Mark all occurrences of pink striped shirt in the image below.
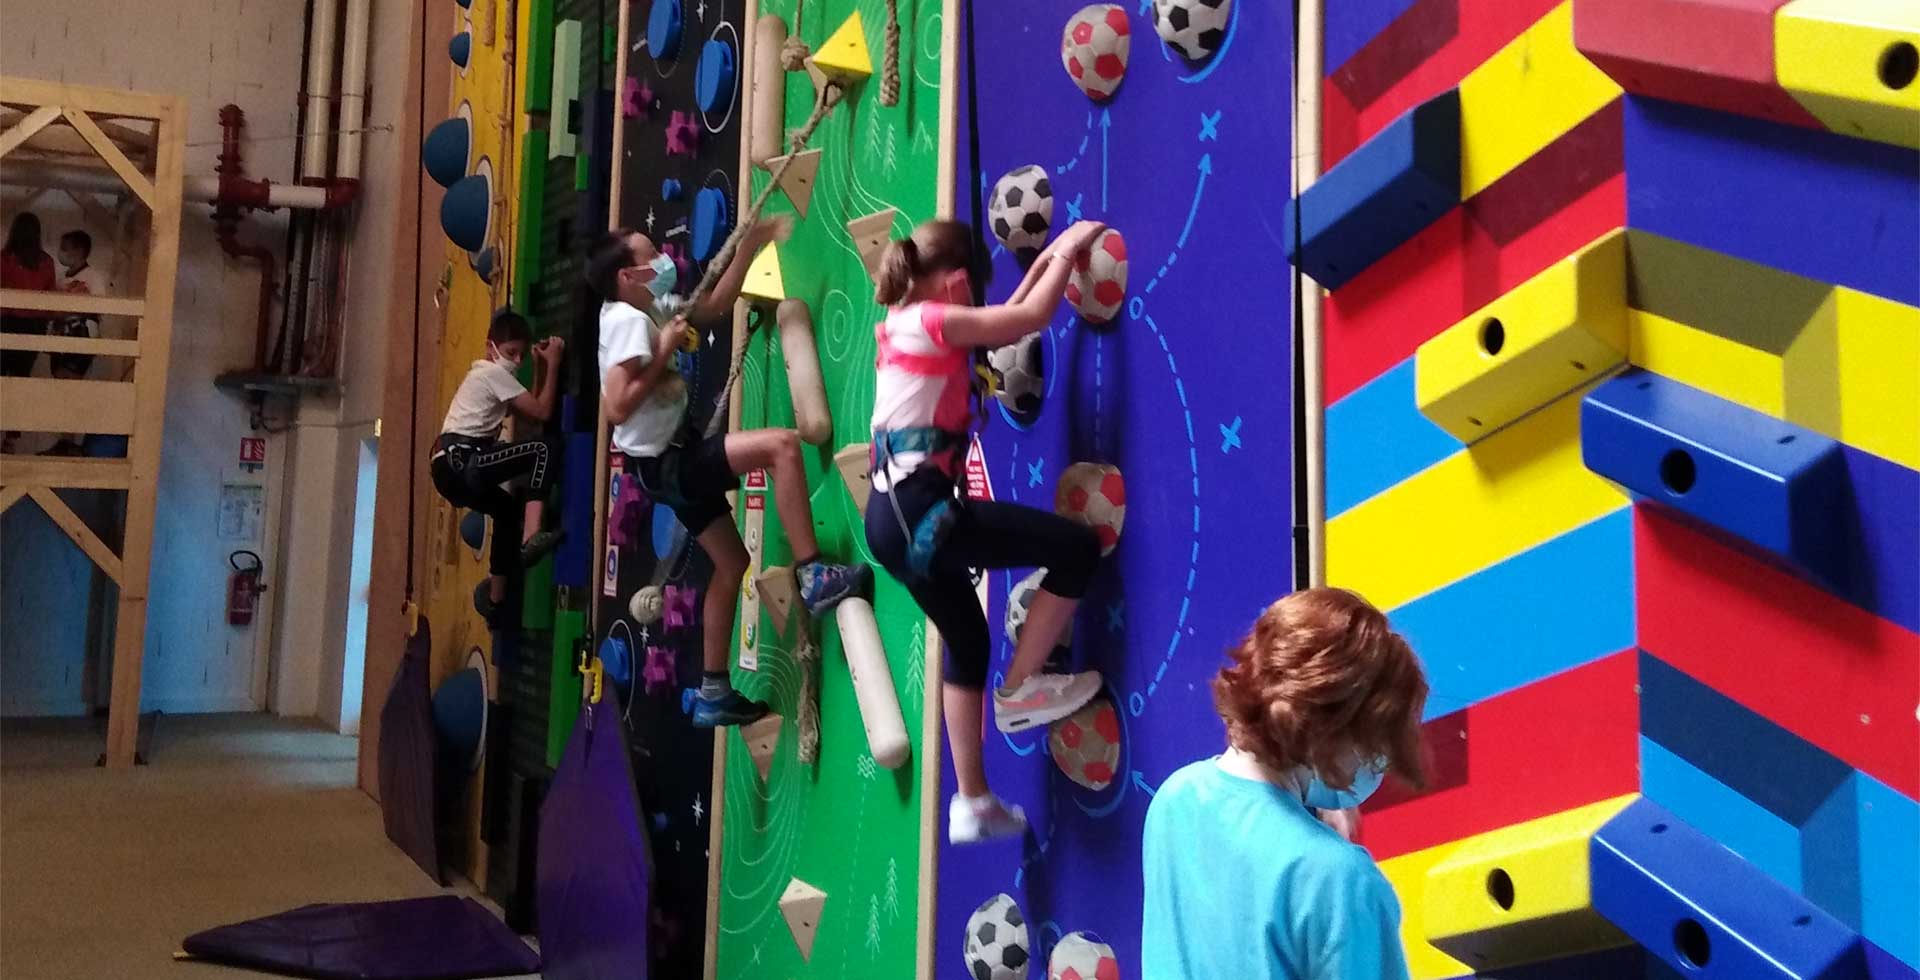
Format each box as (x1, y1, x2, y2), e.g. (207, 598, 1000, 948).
(870, 302, 972, 489)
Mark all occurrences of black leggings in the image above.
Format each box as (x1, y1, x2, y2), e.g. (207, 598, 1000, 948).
(430, 435, 555, 575)
(865, 467, 1100, 689)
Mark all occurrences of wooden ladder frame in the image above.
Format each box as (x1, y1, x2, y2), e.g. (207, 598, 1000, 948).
(0, 77, 186, 768)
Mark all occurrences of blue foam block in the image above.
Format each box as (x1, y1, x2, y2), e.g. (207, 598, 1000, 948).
(1801, 776, 1863, 936)
(553, 426, 595, 589)
(1639, 653, 1852, 825)
(1324, 0, 1420, 76)
(1837, 448, 1920, 633)
(1284, 88, 1459, 290)
(691, 187, 732, 262)
(1393, 510, 1634, 719)
(1870, 941, 1920, 980)
(1624, 96, 1920, 307)
(1855, 774, 1920, 969)
(694, 38, 736, 114)
(1327, 357, 1461, 516)
(1640, 737, 1805, 893)
(1582, 369, 1849, 587)
(1593, 798, 1868, 979)
(647, 0, 682, 61)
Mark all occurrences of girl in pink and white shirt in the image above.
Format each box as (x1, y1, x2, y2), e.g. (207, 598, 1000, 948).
(865, 218, 1109, 844)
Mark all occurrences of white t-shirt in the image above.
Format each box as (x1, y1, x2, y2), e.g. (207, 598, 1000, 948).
(440, 359, 527, 439)
(599, 299, 689, 457)
(56, 265, 109, 338)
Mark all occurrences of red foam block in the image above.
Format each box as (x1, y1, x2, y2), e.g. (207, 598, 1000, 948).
(1323, 173, 1625, 404)
(1573, 0, 1826, 131)
(1637, 507, 1920, 798)
(1357, 651, 1641, 862)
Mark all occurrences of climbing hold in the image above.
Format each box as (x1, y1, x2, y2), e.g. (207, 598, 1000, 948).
(661, 584, 697, 630)
(421, 109, 471, 188)
(740, 242, 787, 303)
(776, 299, 833, 444)
(439, 165, 493, 253)
(1049, 931, 1121, 980)
(761, 148, 824, 217)
(598, 634, 633, 693)
(690, 186, 733, 261)
(742, 713, 783, 782)
(847, 208, 898, 281)
(458, 510, 486, 553)
(986, 333, 1044, 422)
(641, 644, 676, 693)
(469, 245, 499, 284)
(834, 443, 873, 516)
(754, 565, 797, 632)
(449, 31, 473, 69)
(811, 11, 874, 85)
(695, 38, 738, 114)
(1061, 4, 1131, 102)
(430, 647, 490, 773)
(1065, 228, 1128, 325)
(835, 597, 911, 769)
(1049, 694, 1121, 790)
(1007, 568, 1075, 648)
(629, 585, 665, 624)
(621, 76, 654, 120)
(647, 0, 683, 61)
(1152, 0, 1230, 63)
(664, 110, 700, 156)
(988, 165, 1054, 263)
(964, 894, 1031, 980)
(1055, 462, 1126, 556)
(779, 878, 828, 961)
(660, 177, 683, 201)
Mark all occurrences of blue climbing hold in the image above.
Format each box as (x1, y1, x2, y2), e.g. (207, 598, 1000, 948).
(690, 187, 732, 261)
(421, 115, 470, 188)
(449, 31, 472, 69)
(647, 0, 683, 61)
(440, 171, 492, 253)
(599, 634, 632, 691)
(459, 511, 486, 551)
(661, 178, 683, 201)
(694, 38, 737, 114)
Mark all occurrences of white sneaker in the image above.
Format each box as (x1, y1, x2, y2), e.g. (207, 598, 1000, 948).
(948, 792, 1028, 845)
(992, 670, 1103, 733)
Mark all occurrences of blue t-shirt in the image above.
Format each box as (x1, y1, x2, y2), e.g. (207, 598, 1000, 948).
(1140, 758, 1411, 980)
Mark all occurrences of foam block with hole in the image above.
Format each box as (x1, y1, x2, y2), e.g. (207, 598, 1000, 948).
(1284, 89, 1460, 291)
(1592, 798, 1869, 979)
(1420, 795, 1638, 970)
(1572, 0, 1824, 129)
(1414, 229, 1628, 443)
(1775, 0, 1920, 150)
(1455, 1, 1621, 198)
(1580, 369, 1848, 587)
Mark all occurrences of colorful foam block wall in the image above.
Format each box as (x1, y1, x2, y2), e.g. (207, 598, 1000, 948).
(1322, 1, 1919, 976)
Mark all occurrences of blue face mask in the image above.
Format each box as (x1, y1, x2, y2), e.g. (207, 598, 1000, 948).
(1301, 758, 1388, 811)
(645, 254, 678, 299)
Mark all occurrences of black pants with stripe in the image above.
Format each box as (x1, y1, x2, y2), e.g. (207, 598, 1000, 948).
(430, 434, 555, 575)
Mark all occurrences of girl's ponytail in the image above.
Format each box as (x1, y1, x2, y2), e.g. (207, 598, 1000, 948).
(874, 236, 920, 305)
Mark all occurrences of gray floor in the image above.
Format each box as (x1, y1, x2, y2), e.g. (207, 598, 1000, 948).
(0, 713, 536, 979)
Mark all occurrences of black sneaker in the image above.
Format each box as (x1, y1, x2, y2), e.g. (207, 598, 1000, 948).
(692, 689, 771, 728)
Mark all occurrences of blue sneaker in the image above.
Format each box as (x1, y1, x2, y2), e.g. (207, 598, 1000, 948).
(797, 560, 872, 616)
(692, 690, 771, 728)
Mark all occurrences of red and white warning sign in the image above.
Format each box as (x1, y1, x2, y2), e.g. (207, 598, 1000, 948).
(964, 433, 994, 502)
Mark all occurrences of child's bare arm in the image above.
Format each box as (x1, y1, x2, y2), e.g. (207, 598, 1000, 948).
(944, 222, 1104, 348)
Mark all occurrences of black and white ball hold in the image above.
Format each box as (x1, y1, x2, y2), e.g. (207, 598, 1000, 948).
(987, 333, 1044, 422)
(1151, 0, 1230, 63)
(988, 165, 1054, 263)
(964, 893, 1031, 980)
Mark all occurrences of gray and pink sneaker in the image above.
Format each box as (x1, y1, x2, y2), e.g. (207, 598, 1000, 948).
(992, 670, 1103, 733)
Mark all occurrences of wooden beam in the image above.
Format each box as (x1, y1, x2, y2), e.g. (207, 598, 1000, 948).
(0, 288, 145, 318)
(0, 378, 136, 435)
(62, 108, 156, 209)
(0, 334, 141, 358)
(0, 454, 132, 489)
(0, 78, 170, 123)
(0, 485, 25, 515)
(0, 104, 62, 161)
(26, 487, 125, 585)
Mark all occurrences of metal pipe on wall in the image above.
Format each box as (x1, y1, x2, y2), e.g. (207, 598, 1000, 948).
(1295, 0, 1326, 587)
(301, 0, 342, 179)
(337, 0, 375, 179)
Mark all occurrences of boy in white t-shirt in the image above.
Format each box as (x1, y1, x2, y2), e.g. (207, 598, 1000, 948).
(44, 230, 109, 456)
(589, 222, 870, 727)
(431, 310, 565, 625)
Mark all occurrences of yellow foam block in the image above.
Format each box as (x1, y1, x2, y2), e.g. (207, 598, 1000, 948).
(1777, 0, 1920, 149)
(1380, 841, 1473, 980)
(1629, 308, 1786, 417)
(1422, 795, 1638, 970)
(1457, 1, 1622, 197)
(811, 11, 873, 85)
(741, 242, 787, 303)
(1416, 230, 1629, 443)
(1328, 391, 1629, 611)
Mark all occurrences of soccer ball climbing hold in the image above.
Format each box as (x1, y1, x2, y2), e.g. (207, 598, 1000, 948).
(1050, 930, 1123, 980)
(1061, 4, 1132, 102)
(987, 334, 1044, 422)
(964, 893, 1030, 980)
(1049, 694, 1121, 791)
(1055, 462, 1126, 556)
(988, 165, 1054, 262)
(1065, 228, 1128, 325)
(1006, 568, 1076, 649)
(1152, 0, 1230, 63)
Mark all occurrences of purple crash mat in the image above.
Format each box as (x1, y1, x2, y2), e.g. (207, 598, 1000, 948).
(180, 895, 538, 980)
(537, 697, 651, 980)
(380, 616, 443, 883)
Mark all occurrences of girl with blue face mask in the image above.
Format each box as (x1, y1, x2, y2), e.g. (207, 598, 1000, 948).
(1142, 588, 1431, 980)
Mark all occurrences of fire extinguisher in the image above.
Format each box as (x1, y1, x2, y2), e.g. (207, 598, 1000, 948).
(228, 550, 266, 627)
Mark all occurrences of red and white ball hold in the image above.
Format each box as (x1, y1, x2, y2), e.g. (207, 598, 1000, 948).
(1065, 229, 1128, 325)
(1049, 931, 1123, 980)
(1055, 462, 1126, 556)
(1048, 694, 1121, 791)
(1060, 4, 1131, 102)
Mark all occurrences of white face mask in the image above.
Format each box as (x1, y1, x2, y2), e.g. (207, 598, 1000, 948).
(488, 342, 521, 372)
(645, 253, 678, 299)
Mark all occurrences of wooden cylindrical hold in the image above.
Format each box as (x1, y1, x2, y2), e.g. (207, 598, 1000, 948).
(750, 14, 788, 166)
(834, 597, 911, 769)
(776, 298, 833, 445)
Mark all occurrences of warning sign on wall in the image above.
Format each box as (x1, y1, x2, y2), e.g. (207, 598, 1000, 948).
(964, 433, 993, 502)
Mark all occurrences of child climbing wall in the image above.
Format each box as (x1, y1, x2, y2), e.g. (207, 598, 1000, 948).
(1305, 0, 1918, 976)
(936, 1, 1295, 976)
(710, 0, 949, 977)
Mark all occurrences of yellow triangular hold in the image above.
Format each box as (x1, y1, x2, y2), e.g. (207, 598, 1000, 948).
(779, 878, 828, 961)
(760, 148, 824, 218)
(741, 242, 787, 303)
(811, 11, 873, 85)
(846, 208, 897, 281)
